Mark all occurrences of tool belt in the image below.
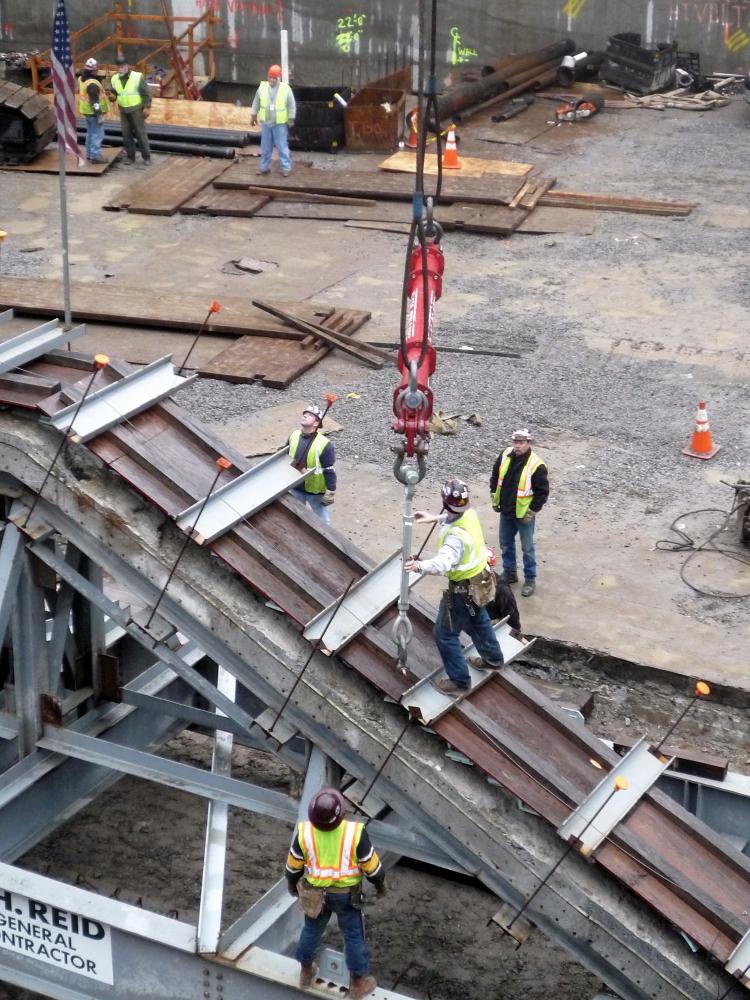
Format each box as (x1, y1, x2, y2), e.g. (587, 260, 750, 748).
(296, 879, 325, 918)
(448, 569, 496, 607)
(296, 880, 363, 917)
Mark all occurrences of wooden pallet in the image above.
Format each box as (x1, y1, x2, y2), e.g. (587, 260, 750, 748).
(103, 156, 233, 215)
(198, 304, 372, 388)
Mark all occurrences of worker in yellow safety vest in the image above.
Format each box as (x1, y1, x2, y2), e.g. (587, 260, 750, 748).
(406, 477, 504, 693)
(78, 58, 109, 164)
(250, 64, 296, 177)
(285, 787, 385, 999)
(489, 428, 549, 597)
(287, 404, 336, 525)
(110, 55, 152, 166)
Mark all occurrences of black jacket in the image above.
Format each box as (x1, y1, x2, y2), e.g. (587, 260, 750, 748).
(485, 577, 521, 632)
(490, 449, 549, 517)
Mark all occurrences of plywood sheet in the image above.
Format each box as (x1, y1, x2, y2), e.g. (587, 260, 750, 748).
(103, 156, 232, 215)
(378, 150, 533, 178)
(47, 93, 258, 133)
(0, 145, 120, 174)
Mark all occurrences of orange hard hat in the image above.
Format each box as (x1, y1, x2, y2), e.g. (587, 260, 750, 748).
(268, 64, 282, 78)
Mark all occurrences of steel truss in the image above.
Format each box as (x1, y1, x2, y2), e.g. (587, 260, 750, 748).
(0, 414, 741, 1000)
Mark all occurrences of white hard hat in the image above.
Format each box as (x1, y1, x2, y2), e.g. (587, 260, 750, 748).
(303, 404, 324, 423)
(511, 428, 533, 441)
(85, 57, 98, 70)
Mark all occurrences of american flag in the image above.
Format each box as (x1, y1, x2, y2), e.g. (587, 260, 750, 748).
(51, 0, 83, 164)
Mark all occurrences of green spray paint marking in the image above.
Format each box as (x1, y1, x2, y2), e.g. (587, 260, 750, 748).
(450, 26, 478, 65)
(336, 13, 367, 53)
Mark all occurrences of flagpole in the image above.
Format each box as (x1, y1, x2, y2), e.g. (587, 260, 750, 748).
(57, 142, 72, 332)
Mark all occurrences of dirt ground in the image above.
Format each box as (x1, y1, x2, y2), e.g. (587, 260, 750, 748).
(1, 78, 749, 1000)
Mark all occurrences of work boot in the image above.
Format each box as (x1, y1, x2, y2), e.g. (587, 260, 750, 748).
(499, 571, 518, 584)
(299, 963, 317, 988)
(350, 974, 377, 999)
(256, 168, 270, 175)
(521, 580, 536, 597)
(469, 656, 504, 670)
(436, 677, 467, 694)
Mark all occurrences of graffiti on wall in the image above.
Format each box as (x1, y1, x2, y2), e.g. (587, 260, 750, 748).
(335, 12, 367, 53)
(449, 26, 478, 64)
(670, 0, 750, 40)
(195, 0, 276, 13)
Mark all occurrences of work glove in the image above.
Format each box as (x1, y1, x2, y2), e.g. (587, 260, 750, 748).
(142, 106, 151, 120)
(289, 119, 295, 127)
(522, 510, 536, 523)
(375, 878, 388, 897)
(320, 490, 335, 506)
(92, 102, 101, 113)
(251, 115, 258, 127)
(491, 501, 501, 513)
(287, 879, 299, 898)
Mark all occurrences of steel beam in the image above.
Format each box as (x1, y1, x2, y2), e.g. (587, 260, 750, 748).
(176, 448, 311, 545)
(0, 478, 729, 1000)
(219, 879, 302, 959)
(303, 550, 420, 653)
(0, 318, 86, 374)
(0, 522, 23, 645)
(26, 539, 259, 738)
(11, 550, 48, 756)
(197, 666, 235, 955)
(47, 356, 196, 443)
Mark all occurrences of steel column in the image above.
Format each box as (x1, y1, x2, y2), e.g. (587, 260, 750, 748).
(0, 522, 23, 645)
(11, 550, 48, 757)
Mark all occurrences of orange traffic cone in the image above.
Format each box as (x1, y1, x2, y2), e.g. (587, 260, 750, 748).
(682, 401, 721, 460)
(443, 124, 461, 169)
(406, 106, 418, 150)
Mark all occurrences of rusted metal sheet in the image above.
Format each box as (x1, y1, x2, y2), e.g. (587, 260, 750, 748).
(103, 156, 233, 215)
(16, 353, 750, 968)
(344, 87, 405, 151)
(180, 187, 270, 217)
(197, 335, 331, 389)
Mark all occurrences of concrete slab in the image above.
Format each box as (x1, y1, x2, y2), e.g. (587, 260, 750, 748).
(207, 399, 343, 457)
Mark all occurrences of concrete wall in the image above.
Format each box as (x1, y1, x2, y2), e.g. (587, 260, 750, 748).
(1, 0, 749, 84)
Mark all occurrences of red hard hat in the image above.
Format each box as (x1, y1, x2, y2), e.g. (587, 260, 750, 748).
(308, 787, 346, 831)
(268, 64, 282, 78)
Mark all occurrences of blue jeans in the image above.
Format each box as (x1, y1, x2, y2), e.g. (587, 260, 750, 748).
(296, 890, 369, 976)
(500, 514, 536, 580)
(84, 115, 104, 160)
(434, 592, 503, 688)
(260, 122, 291, 173)
(291, 486, 330, 526)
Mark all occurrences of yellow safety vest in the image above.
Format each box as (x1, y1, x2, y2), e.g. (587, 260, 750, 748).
(257, 80, 291, 124)
(289, 430, 330, 495)
(78, 78, 109, 115)
(492, 448, 544, 519)
(111, 71, 144, 109)
(438, 508, 488, 582)
(297, 820, 364, 888)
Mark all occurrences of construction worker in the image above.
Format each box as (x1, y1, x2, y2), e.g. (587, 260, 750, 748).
(405, 477, 504, 693)
(78, 58, 108, 164)
(490, 429, 549, 597)
(288, 405, 336, 525)
(286, 787, 384, 999)
(250, 64, 296, 177)
(110, 55, 151, 166)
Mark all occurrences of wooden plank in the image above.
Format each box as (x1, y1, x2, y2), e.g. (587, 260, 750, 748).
(344, 220, 411, 235)
(251, 299, 387, 368)
(243, 186, 379, 207)
(104, 156, 232, 215)
(1, 146, 120, 175)
(254, 201, 408, 223)
(0, 278, 371, 341)
(539, 190, 695, 217)
(439, 202, 529, 236)
(378, 150, 533, 178)
(215, 161, 527, 207)
(521, 176, 555, 210)
(509, 179, 533, 209)
(180, 187, 270, 217)
(197, 335, 331, 389)
(0, 81, 22, 103)
(516, 206, 595, 235)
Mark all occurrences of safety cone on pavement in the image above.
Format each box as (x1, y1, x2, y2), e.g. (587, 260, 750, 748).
(406, 106, 418, 150)
(682, 401, 721, 460)
(443, 124, 461, 169)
